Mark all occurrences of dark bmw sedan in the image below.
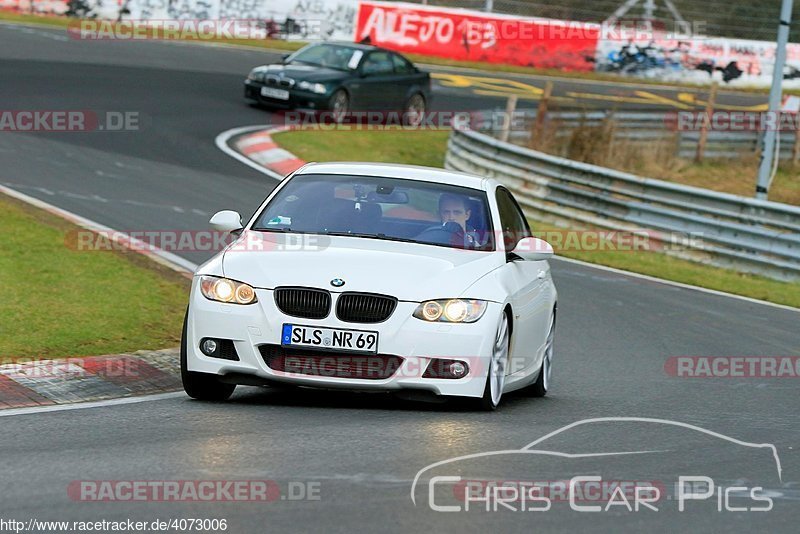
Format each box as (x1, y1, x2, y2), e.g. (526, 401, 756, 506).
(244, 42, 431, 119)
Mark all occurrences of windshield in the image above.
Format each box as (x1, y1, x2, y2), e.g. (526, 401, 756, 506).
(252, 174, 495, 251)
(287, 44, 363, 71)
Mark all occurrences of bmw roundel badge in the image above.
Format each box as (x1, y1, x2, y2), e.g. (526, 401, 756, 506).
(330, 278, 345, 287)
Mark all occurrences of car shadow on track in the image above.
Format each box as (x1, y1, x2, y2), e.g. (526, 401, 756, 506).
(203, 385, 549, 413)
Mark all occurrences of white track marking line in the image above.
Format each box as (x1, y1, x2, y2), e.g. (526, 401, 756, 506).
(553, 256, 799, 313)
(214, 125, 289, 181)
(0, 184, 198, 274)
(0, 392, 186, 418)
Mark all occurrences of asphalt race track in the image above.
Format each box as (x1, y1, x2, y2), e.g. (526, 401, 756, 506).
(1, 22, 798, 532)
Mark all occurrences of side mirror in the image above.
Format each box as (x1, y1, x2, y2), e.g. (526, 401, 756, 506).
(209, 210, 243, 233)
(509, 237, 554, 261)
(281, 54, 290, 63)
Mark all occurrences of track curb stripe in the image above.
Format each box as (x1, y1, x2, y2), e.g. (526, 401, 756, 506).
(0, 350, 182, 410)
(220, 125, 307, 179)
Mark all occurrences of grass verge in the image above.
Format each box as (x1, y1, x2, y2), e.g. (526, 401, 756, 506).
(273, 127, 800, 308)
(535, 120, 800, 206)
(0, 193, 190, 361)
(274, 127, 450, 168)
(636, 158, 800, 206)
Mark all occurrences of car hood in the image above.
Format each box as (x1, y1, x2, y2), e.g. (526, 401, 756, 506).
(220, 231, 503, 302)
(260, 63, 349, 83)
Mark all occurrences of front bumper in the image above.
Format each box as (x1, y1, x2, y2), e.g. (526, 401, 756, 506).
(186, 278, 500, 398)
(244, 79, 331, 111)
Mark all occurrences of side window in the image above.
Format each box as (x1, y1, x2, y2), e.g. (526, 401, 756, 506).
(361, 52, 394, 76)
(391, 53, 414, 74)
(495, 187, 530, 250)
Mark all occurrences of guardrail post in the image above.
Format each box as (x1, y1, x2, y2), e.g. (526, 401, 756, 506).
(499, 95, 518, 143)
(792, 130, 800, 165)
(603, 113, 616, 163)
(530, 81, 553, 149)
(695, 82, 718, 163)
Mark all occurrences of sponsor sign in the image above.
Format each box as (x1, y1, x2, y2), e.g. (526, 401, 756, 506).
(355, 1, 599, 71)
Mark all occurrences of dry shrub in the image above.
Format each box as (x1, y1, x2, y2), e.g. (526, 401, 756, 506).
(558, 116, 678, 173)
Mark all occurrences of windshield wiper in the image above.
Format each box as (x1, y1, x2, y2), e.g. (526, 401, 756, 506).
(324, 231, 417, 243)
(252, 227, 297, 233)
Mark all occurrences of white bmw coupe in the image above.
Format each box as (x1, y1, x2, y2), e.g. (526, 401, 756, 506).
(182, 162, 557, 410)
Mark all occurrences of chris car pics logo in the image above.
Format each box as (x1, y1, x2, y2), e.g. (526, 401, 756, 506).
(411, 417, 782, 513)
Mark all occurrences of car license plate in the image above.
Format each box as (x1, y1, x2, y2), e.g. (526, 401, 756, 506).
(281, 324, 378, 354)
(261, 86, 290, 100)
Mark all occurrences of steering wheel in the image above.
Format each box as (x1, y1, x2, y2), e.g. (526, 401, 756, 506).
(415, 222, 464, 246)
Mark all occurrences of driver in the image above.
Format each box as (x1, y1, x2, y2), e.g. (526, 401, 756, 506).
(439, 193, 471, 232)
(438, 193, 479, 247)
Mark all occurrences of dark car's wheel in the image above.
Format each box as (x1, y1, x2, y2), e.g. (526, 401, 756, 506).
(329, 89, 349, 122)
(403, 93, 426, 126)
(525, 309, 556, 398)
(180, 310, 236, 401)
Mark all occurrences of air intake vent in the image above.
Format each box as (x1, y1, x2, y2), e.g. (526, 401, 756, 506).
(259, 345, 403, 380)
(336, 293, 397, 323)
(265, 74, 295, 87)
(274, 287, 331, 319)
(219, 340, 240, 361)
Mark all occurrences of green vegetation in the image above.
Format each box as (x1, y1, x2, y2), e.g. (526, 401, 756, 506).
(0, 194, 189, 361)
(0, 11, 72, 28)
(274, 127, 800, 308)
(537, 123, 800, 206)
(274, 128, 450, 168)
(644, 159, 800, 207)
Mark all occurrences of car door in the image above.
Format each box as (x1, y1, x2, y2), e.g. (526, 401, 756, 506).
(494, 187, 552, 376)
(389, 52, 418, 108)
(355, 51, 403, 111)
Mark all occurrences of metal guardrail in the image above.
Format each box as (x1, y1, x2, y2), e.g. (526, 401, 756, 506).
(445, 127, 800, 281)
(504, 111, 800, 160)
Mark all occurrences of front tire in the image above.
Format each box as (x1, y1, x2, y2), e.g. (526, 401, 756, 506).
(526, 310, 555, 398)
(402, 93, 426, 126)
(180, 310, 236, 401)
(329, 89, 349, 123)
(474, 312, 510, 411)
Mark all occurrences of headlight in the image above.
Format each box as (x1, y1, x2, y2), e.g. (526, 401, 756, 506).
(247, 69, 263, 82)
(298, 81, 327, 94)
(199, 275, 258, 305)
(413, 299, 488, 323)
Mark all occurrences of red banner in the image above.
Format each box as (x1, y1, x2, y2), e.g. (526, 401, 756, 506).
(355, 1, 599, 72)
